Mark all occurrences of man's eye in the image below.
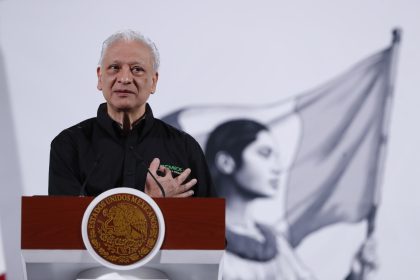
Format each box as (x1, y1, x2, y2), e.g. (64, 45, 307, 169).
(132, 66, 144, 73)
(109, 65, 120, 71)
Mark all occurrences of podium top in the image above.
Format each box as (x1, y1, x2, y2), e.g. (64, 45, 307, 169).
(22, 196, 225, 250)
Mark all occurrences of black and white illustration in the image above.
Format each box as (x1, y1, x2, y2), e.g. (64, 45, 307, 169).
(1, 1, 419, 279)
(162, 34, 399, 280)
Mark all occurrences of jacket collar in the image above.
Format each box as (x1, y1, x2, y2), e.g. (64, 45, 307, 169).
(96, 103, 155, 141)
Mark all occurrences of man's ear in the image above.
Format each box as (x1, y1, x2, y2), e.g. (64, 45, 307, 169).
(151, 72, 159, 94)
(215, 151, 236, 175)
(96, 66, 102, 90)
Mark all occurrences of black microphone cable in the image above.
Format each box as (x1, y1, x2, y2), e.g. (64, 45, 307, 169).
(132, 149, 166, 198)
(79, 153, 103, 196)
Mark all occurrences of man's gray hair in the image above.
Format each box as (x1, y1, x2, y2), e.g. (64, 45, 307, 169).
(98, 30, 160, 71)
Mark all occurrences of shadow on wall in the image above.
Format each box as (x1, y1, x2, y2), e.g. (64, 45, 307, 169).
(0, 47, 25, 279)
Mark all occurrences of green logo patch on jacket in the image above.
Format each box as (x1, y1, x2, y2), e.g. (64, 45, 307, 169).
(161, 164, 184, 175)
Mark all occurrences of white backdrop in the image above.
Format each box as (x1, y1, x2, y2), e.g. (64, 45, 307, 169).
(0, 0, 419, 279)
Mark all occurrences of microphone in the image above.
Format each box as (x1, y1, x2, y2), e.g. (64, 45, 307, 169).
(131, 149, 166, 198)
(79, 153, 103, 196)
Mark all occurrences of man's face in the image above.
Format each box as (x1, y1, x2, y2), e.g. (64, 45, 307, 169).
(97, 40, 158, 116)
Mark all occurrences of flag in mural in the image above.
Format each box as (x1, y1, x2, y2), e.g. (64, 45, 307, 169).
(0, 43, 23, 280)
(0, 224, 5, 280)
(283, 45, 395, 247)
(162, 31, 400, 279)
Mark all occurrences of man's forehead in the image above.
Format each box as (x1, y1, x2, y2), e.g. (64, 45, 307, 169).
(102, 40, 153, 62)
(105, 58, 148, 65)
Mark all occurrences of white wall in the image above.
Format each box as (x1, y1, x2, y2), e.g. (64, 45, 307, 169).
(0, 0, 419, 279)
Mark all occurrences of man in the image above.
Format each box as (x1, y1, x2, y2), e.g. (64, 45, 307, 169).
(48, 30, 213, 197)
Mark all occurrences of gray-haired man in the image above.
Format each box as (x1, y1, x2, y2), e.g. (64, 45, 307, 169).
(49, 30, 213, 198)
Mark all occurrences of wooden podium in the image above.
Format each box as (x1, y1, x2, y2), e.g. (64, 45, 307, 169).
(21, 196, 225, 280)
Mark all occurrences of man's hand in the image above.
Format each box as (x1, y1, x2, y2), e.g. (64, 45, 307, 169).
(145, 158, 197, 198)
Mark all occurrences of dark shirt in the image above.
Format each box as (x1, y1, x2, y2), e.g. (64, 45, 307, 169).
(48, 103, 214, 197)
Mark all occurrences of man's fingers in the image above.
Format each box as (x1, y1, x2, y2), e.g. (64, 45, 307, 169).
(171, 179, 197, 197)
(148, 158, 160, 173)
(147, 165, 197, 198)
(175, 168, 192, 184)
(183, 178, 197, 190)
(162, 167, 173, 178)
(174, 190, 194, 198)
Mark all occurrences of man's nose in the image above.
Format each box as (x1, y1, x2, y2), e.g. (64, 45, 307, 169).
(117, 66, 133, 84)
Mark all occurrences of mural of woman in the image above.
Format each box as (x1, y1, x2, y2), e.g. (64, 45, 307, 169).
(205, 119, 316, 280)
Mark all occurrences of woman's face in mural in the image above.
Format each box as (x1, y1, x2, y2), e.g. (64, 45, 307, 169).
(234, 130, 281, 197)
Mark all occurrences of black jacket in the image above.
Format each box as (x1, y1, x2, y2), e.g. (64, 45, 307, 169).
(48, 103, 214, 197)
